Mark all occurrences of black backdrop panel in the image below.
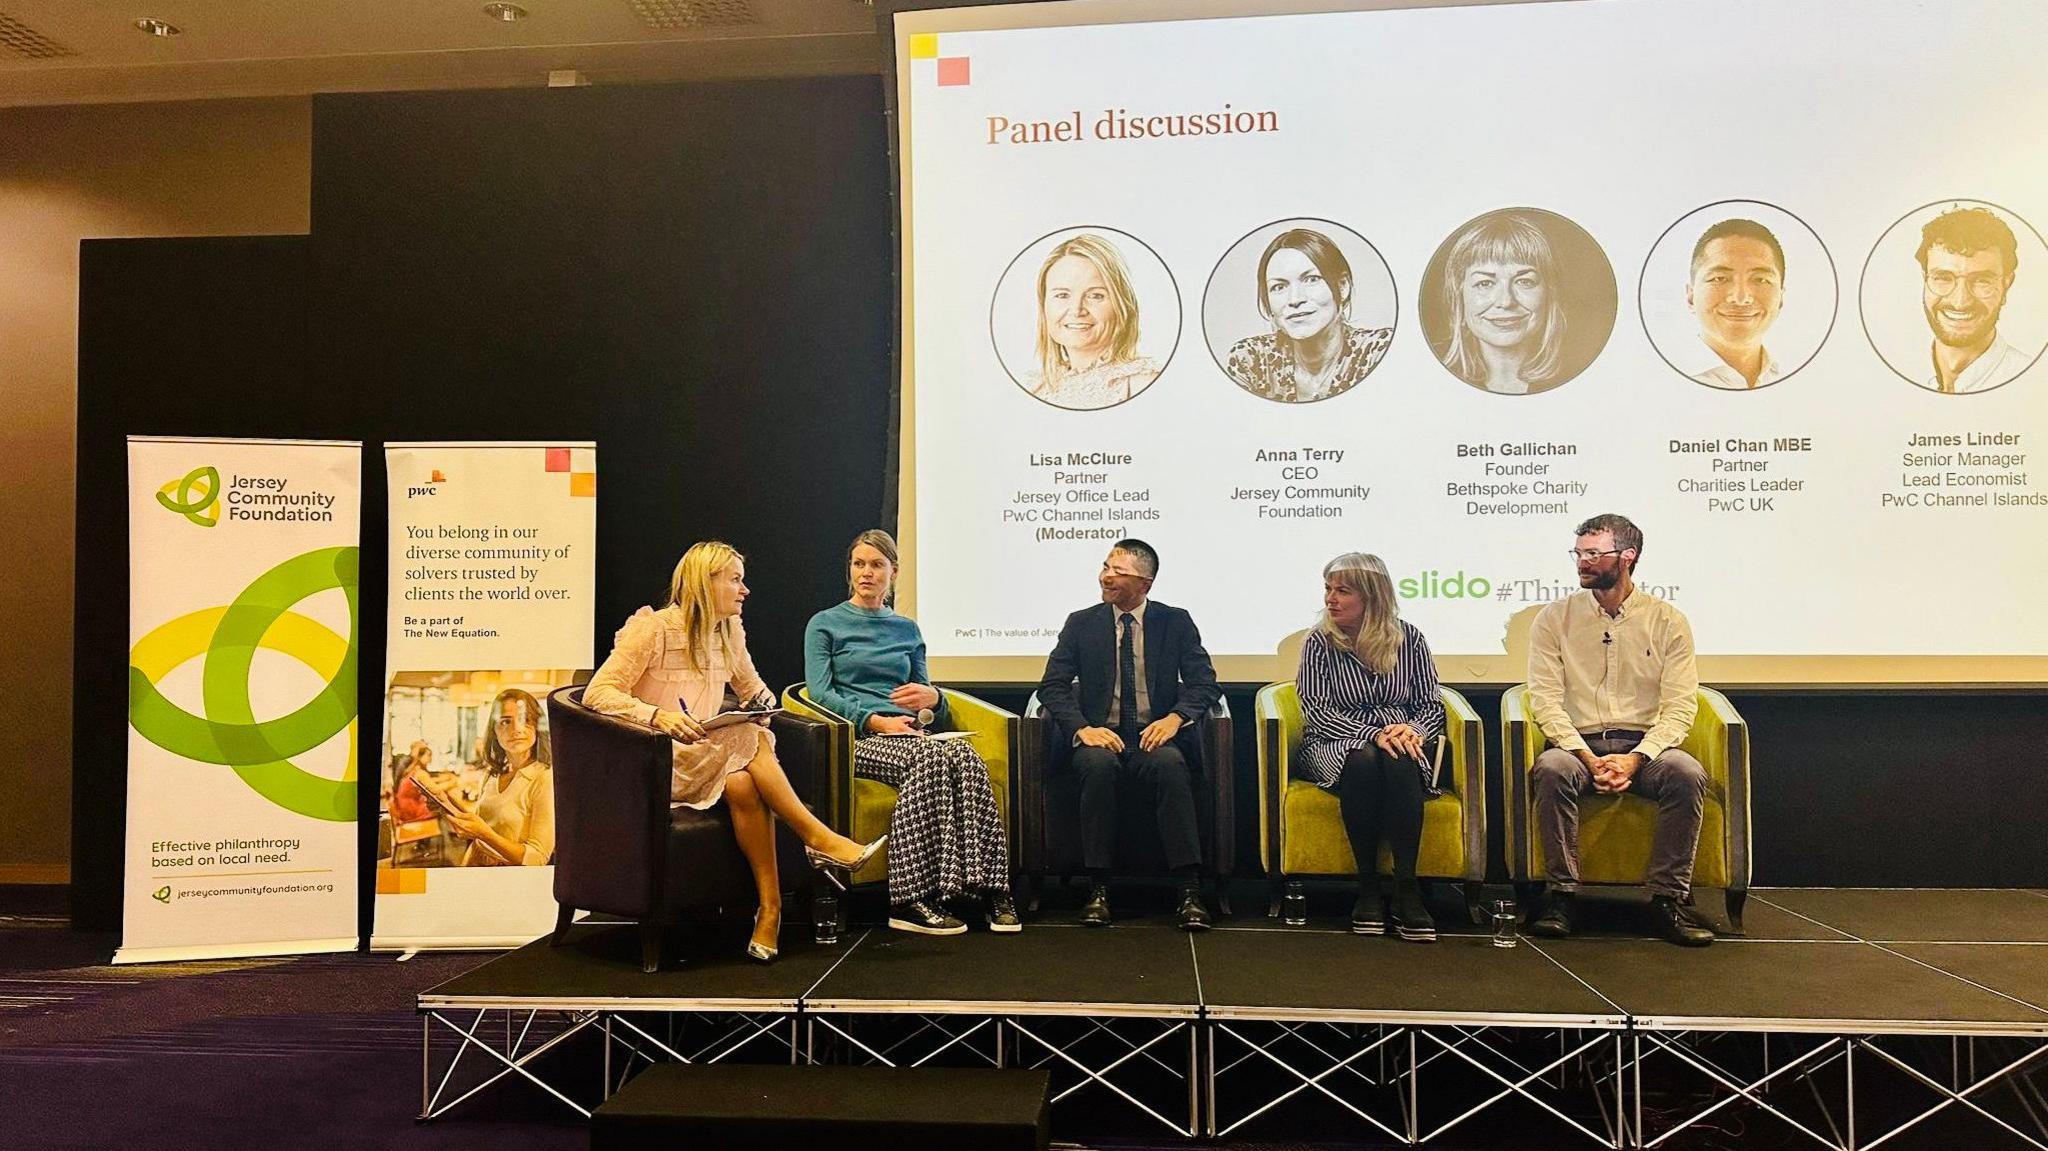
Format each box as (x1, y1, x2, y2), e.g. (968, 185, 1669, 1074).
(70, 79, 2048, 934)
(310, 81, 896, 673)
(73, 236, 313, 930)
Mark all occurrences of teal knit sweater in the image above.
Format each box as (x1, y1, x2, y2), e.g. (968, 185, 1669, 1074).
(803, 601, 949, 733)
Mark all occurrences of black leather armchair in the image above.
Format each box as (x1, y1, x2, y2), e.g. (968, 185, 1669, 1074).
(546, 685, 833, 971)
(1018, 694, 1236, 914)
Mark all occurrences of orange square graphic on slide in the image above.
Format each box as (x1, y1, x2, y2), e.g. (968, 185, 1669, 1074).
(545, 447, 571, 472)
(570, 471, 597, 497)
(937, 57, 970, 86)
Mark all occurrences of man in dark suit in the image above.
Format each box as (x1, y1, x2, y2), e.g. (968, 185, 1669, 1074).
(1038, 539, 1222, 930)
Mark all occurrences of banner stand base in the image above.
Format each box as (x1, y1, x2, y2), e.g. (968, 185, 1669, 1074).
(370, 934, 550, 953)
(112, 936, 358, 965)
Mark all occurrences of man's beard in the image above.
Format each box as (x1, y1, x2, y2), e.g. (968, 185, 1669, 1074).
(1926, 297, 2002, 348)
(1579, 566, 1621, 591)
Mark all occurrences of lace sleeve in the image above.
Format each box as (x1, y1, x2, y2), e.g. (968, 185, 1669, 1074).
(584, 608, 661, 724)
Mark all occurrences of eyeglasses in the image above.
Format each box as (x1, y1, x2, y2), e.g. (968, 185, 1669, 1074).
(1924, 270, 2006, 300)
(1567, 548, 1623, 562)
(1100, 565, 1144, 579)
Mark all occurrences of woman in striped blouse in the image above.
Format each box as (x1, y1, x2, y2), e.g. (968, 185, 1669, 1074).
(1296, 553, 1446, 942)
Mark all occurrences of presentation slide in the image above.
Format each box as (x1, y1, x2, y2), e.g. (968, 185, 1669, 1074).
(893, 0, 2048, 684)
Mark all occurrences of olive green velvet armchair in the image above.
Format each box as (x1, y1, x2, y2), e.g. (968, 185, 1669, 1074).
(1501, 684, 1751, 932)
(1255, 682, 1488, 923)
(780, 683, 1021, 892)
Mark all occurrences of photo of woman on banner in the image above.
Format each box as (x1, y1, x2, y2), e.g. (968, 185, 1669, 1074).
(440, 688, 556, 867)
(380, 673, 575, 870)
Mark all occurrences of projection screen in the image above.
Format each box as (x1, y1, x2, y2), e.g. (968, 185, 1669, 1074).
(890, 0, 2048, 685)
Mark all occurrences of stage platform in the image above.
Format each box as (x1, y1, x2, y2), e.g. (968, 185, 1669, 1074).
(419, 888, 2048, 1147)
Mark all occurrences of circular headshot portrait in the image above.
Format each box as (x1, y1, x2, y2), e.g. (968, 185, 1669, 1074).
(1639, 201, 1837, 392)
(990, 226, 1180, 411)
(1860, 200, 2047, 395)
(1419, 208, 1617, 396)
(1201, 219, 1398, 404)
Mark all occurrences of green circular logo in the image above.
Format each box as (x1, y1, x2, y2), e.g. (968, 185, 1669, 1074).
(156, 465, 221, 527)
(128, 547, 359, 821)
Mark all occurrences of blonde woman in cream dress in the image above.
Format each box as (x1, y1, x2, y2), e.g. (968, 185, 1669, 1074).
(584, 540, 882, 961)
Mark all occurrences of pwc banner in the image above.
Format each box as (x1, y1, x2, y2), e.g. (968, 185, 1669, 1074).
(371, 442, 596, 950)
(120, 437, 362, 964)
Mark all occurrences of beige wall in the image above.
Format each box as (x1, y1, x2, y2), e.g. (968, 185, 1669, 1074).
(0, 98, 311, 884)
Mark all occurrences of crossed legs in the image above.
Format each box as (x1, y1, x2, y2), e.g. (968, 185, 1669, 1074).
(725, 741, 864, 953)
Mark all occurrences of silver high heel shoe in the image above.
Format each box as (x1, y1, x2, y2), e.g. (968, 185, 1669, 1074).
(746, 908, 779, 964)
(805, 834, 887, 890)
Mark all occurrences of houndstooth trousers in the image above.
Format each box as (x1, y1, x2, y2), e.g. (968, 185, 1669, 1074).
(853, 734, 1010, 905)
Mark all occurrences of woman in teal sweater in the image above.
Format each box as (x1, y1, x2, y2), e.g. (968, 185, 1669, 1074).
(805, 529, 1019, 936)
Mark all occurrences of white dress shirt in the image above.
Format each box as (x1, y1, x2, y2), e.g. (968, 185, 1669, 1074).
(1684, 334, 1784, 389)
(1526, 587, 1698, 761)
(1924, 335, 2038, 394)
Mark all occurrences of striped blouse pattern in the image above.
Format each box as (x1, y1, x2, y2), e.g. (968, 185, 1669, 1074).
(1295, 621, 1445, 790)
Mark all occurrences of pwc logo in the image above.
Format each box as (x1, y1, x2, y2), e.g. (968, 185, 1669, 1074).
(156, 466, 221, 527)
(408, 470, 448, 499)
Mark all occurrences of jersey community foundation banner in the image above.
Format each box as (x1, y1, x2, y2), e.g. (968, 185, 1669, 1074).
(372, 442, 596, 950)
(120, 437, 362, 964)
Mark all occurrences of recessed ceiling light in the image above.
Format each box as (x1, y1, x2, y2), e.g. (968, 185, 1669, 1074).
(133, 18, 180, 37)
(483, 2, 528, 20)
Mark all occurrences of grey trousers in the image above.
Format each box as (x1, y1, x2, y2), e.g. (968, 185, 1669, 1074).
(1531, 736, 1707, 899)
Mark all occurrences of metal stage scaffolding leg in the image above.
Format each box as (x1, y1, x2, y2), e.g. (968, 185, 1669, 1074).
(605, 1009, 802, 1099)
(1850, 1034, 2048, 1151)
(1023, 1013, 1206, 1138)
(418, 1007, 800, 1122)
(1633, 1029, 2048, 1151)
(1410, 1025, 1627, 1147)
(805, 1012, 1003, 1070)
(1633, 1029, 1852, 1150)
(808, 1010, 1195, 1137)
(419, 1008, 601, 1120)
(1205, 1019, 1411, 1142)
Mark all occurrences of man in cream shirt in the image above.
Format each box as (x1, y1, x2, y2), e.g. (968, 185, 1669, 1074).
(1684, 219, 1786, 390)
(1918, 206, 2037, 395)
(1525, 514, 1714, 947)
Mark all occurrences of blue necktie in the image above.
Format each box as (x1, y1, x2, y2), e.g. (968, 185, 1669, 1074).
(1117, 611, 1139, 749)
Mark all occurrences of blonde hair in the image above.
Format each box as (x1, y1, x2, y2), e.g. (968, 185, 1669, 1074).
(665, 540, 743, 672)
(847, 528, 899, 604)
(1318, 552, 1403, 675)
(1440, 213, 1566, 388)
(1035, 234, 1143, 386)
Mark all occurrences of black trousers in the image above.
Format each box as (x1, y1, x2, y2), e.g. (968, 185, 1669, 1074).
(1337, 745, 1425, 885)
(1070, 742, 1202, 873)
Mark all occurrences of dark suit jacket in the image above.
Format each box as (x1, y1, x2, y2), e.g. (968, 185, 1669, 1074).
(1037, 599, 1221, 776)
